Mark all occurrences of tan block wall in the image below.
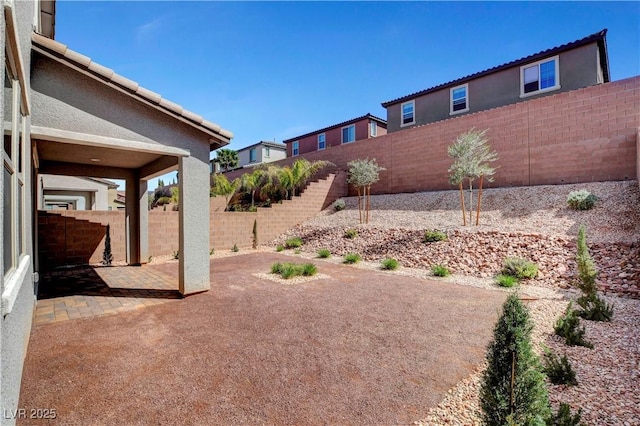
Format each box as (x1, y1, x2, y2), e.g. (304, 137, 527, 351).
(37, 172, 348, 269)
(227, 77, 640, 194)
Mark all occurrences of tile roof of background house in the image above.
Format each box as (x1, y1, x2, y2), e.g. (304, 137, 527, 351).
(283, 113, 387, 144)
(381, 29, 609, 107)
(31, 32, 233, 147)
(236, 141, 287, 152)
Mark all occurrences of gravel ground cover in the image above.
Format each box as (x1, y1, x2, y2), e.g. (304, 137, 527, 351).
(270, 180, 640, 425)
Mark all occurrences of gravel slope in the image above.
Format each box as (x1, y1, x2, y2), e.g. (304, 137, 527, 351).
(270, 180, 640, 425)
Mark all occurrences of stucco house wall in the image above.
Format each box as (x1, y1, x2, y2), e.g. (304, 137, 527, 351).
(38, 175, 115, 210)
(385, 40, 605, 132)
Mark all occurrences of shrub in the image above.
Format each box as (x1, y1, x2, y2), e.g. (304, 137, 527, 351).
(343, 253, 361, 264)
(431, 264, 451, 277)
(344, 229, 358, 239)
(576, 293, 613, 322)
(542, 350, 578, 386)
(567, 190, 597, 210)
(276, 245, 284, 252)
(248, 205, 258, 212)
(294, 249, 301, 255)
(317, 249, 331, 258)
(210, 248, 215, 255)
(424, 230, 447, 243)
(157, 196, 172, 206)
(480, 294, 550, 425)
(496, 274, 518, 288)
(271, 262, 318, 279)
(302, 263, 318, 276)
(502, 257, 538, 280)
(102, 224, 113, 266)
(381, 258, 399, 270)
(547, 403, 583, 426)
(172, 250, 179, 260)
(333, 198, 346, 211)
(285, 237, 303, 248)
(554, 303, 593, 348)
(232, 244, 239, 252)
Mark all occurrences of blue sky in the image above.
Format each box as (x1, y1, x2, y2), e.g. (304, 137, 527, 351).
(55, 1, 639, 189)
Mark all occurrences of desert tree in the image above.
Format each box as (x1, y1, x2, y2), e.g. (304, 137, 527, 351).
(448, 128, 498, 226)
(480, 293, 551, 425)
(347, 158, 385, 224)
(213, 148, 239, 172)
(289, 158, 332, 197)
(240, 169, 263, 208)
(210, 173, 240, 210)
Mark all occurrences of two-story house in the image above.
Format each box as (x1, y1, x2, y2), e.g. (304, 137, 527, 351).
(283, 113, 387, 157)
(237, 141, 287, 168)
(382, 29, 610, 132)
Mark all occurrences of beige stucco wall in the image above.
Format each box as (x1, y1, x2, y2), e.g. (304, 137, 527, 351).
(39, 175, 113, 210)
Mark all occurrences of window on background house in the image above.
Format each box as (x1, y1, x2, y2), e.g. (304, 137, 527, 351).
(450, 84, 469, 114)
(249, 148, 256, 162)
(317, 133, 326, 150)
(341, 125, 355, 143)
(265, 147, 270, 158)
(292, 141, 299, 156)
(521, 56, 560, 97)
(401, 100, 415, 126)
(369, 122, 377, 137)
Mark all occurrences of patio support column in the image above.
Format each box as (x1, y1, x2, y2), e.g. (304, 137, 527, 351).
(125, 172, 142, 265)
(139, 179, 149, 264)
(178, 154, 210, 295)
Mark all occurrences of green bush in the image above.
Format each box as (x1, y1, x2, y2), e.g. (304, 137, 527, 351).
(317, 249, 331, 258)
(343, 253, 361, 264)
(576, 293, 614, 322)
(285, 237, 303, 248)
(502, 257, 538, 279)
(547, 403, 583, 426)
(496, 274, 519, 288)
(542, 350, 578, 386)
(480, 294, 550, 425)
(424, 230, 447, 243)
(567, 190, 597, 210)
(172, 250, 179, 260)
(554, 303, 593, 348)
(333, 199, 346, 211)
(381, 258, 399, 270)
(157, 196, 172, 206)
(270, 262, 318, 279)
(232, 244, 239, 252)
(431, 264, 451, 277)
(302, 263, 317, 276)
(344, 229, 358, 239)
(276, 245, 284, 252)
(294, 249, 301, 254)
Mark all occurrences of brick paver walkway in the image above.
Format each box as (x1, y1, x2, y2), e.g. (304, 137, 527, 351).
(35, 264, 181, 325)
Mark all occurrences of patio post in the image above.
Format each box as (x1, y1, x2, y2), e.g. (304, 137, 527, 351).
(125, 173, 142, 265)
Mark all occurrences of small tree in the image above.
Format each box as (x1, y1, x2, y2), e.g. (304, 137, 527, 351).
(210, 173, 240, 210)
(213, 148, 239, 172)
(241, 169, 263, 208)
(448, 129, 498, 226)
(347, 158, 385, 224)
(289, 158, 332, 197)
(102, 224, 113, 266)
(480, 293, 551, 425)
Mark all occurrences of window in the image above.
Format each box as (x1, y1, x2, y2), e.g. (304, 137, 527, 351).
(317, 133, 326, 150)
(520, 56, 560, 97)
(249, 148, 256, 163)
(401, 100, 415, 126)
(341, 125, 355, 143)
(369, 122, 377, 137)
(265, 147, 270, 158)
(292, 141, 299, 156)
(450, 84, 469, 114)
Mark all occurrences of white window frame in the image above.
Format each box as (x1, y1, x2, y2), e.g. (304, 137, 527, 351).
(317, 133, 326, 150)
(520, 55, 561, 98)
(400, 100, 415, 127)
(341, 125, 355, 144)
(369, 121, 377, 137)
(265, 146, 270, 158)
(249, 148, 256, 163)
(449, 83, 469, 115)
(292, 141, 299, 156)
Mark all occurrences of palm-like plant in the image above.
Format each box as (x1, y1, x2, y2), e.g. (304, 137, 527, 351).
(210, 173, 240, 210)
(290, 159, 331, 197)
(214, 148, 239, 172)
(241, 169, 263, 208)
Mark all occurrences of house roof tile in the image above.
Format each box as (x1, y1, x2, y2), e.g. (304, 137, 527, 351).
(282, 113, 387, 144)
(31, 32, 233, 145)
(381, 29, 610, 107)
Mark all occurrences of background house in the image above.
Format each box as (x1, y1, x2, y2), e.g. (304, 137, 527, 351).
(38, 174, 119, 210)
(283, 113, 387, 157)
(235, 141, 286, 169)
(382, 29, 609, 133)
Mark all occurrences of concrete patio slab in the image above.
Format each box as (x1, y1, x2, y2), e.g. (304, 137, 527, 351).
(19, 252, 506, 425)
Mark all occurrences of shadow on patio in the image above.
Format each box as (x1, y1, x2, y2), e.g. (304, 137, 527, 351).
(35, 264, 182, 325)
